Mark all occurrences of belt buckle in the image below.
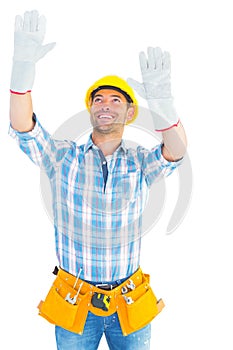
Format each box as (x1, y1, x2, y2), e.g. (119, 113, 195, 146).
(96, 283, 112, 290)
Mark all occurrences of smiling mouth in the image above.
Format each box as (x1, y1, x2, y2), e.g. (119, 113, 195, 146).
(97, 114, 114, 120)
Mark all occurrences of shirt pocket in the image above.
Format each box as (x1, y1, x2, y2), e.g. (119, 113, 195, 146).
(112, 170, 141, 203)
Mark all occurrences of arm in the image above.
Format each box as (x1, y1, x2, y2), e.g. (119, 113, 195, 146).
(10, 92, 34, 132)
(8, 11, 73, 177)
(9, 94, 74, 178)
(162, 121, 187, 161)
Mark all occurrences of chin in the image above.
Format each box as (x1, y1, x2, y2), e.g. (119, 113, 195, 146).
(94, 125, 114, 134)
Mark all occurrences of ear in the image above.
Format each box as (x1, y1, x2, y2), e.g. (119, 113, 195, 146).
(126, 105, 136, 123)
(88, 98, 93, 109)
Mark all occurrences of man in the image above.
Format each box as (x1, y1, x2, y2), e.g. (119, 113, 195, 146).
(9, 10, 187, 350)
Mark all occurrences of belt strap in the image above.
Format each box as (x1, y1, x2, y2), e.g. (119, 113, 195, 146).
(57, 267, 143, 298)
(38, 267, 164, 337)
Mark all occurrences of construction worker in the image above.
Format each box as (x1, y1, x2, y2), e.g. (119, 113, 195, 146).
(9, 10, 187, 350)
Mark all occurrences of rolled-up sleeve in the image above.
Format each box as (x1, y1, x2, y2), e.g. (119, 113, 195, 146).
(137, 143, 183, 187)
(9, 114, 74, 179)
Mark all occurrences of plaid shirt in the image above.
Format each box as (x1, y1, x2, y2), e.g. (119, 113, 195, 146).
(9, 116, 182, 281)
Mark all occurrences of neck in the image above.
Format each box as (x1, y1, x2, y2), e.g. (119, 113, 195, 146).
(92, 130, 123, 156)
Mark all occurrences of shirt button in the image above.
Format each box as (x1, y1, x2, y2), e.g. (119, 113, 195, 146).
(102, 161, 106, 165)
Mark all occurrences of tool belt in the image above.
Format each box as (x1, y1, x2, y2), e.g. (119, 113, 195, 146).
(38, 267, 165, 336)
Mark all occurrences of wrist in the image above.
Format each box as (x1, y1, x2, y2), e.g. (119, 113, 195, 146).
(147, 98, 179, 131)
(10, 90, 31, 95)
(155, 119, 180, 132)
(10, 61, 35, 94)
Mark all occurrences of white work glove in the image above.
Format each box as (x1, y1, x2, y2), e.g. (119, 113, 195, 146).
(10, 10, 56, 93)
(127, 47, 179, 131)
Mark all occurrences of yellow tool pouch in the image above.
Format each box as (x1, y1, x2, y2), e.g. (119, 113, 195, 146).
(116, 273, 165, 335)
(38, 274, 90, 334)
(38, 268, 164, 336)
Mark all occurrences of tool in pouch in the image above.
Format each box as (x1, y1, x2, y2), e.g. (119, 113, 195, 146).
(91, 279, 134, 311)
(91, 292, 111, 311)
(38, 267, 165, 336)
(90, 278, 136, 311)
(65, 268, 83, 305)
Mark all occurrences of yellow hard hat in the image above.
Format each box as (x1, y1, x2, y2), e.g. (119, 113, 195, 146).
(85, 75, 138, 124)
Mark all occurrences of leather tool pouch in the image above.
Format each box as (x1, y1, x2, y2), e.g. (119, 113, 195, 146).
(116, 273, 165, 335)
(38, 275, 89, 335)
(38, 268, 164, 336)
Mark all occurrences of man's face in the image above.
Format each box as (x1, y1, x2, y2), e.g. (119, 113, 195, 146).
(89, 89, 134, 134)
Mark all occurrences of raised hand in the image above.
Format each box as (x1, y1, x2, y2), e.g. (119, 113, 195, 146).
(10, 10, 56, 93)
(128, 47, 179, 131)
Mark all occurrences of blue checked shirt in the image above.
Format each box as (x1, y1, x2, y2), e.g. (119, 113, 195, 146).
(9, 116, 182, 281)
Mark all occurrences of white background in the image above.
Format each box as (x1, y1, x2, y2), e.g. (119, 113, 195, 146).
(0, 0, 233, 349)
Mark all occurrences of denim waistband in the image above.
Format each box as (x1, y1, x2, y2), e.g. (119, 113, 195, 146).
(84, 275, 129, 287)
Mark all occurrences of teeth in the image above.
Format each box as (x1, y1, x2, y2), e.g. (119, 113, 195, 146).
(99, 115, 113, 119)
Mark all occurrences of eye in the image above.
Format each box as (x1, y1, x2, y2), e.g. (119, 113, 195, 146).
(93, 97, 102, 104)
(112, 98, 121, 103)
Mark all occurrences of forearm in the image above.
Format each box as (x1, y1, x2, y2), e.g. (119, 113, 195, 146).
(162, 121, 187, 161)
(10, 92, 35, 132)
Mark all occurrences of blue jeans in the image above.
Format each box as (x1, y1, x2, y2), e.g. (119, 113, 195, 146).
(55, 311, 151, 350)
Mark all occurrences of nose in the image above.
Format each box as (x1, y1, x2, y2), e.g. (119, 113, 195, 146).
(101, 103, 110, 112)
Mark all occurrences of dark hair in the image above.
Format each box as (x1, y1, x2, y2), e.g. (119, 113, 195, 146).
(91, 85, 133, 104)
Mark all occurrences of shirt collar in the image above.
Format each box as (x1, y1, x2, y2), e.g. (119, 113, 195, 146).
(83, 134, 94, 153)
(84, 134, 127, 155)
